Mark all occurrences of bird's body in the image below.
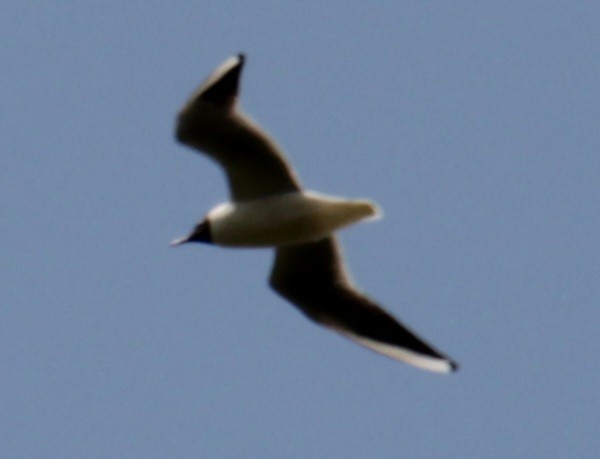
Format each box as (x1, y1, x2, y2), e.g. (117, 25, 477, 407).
(203, 191, 378, 247)
(172, 54, 458, 373)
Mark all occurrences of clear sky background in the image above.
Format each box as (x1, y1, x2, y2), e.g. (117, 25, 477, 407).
(2, 2, 599, 458)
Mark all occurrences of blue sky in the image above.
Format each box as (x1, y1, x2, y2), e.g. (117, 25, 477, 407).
(2, 2, 599, 458)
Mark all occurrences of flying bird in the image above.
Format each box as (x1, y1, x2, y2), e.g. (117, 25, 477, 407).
(172, 54, 458, 373)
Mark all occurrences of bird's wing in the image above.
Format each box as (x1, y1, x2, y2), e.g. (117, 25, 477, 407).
(175, 54, 302, 202)
(269, 237, 458, 373)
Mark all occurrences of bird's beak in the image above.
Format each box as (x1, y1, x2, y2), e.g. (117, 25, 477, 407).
(170, 235, 190, 247)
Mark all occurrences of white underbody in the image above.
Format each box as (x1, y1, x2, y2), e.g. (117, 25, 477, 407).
(208, 191, 381, 247)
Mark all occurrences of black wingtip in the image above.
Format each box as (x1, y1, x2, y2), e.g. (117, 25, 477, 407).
(199, 55, 245, 106)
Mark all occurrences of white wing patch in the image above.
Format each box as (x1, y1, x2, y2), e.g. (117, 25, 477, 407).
(339, 331, 455, 373)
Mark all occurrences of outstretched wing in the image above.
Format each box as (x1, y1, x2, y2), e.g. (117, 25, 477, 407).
(175, 54, 302, 202)
(269, 237, 458, 373)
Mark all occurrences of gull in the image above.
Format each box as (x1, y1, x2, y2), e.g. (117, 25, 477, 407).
(172, 54, 458, 373)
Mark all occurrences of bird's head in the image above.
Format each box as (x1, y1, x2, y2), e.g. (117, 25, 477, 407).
(171, 219, 213, 246)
